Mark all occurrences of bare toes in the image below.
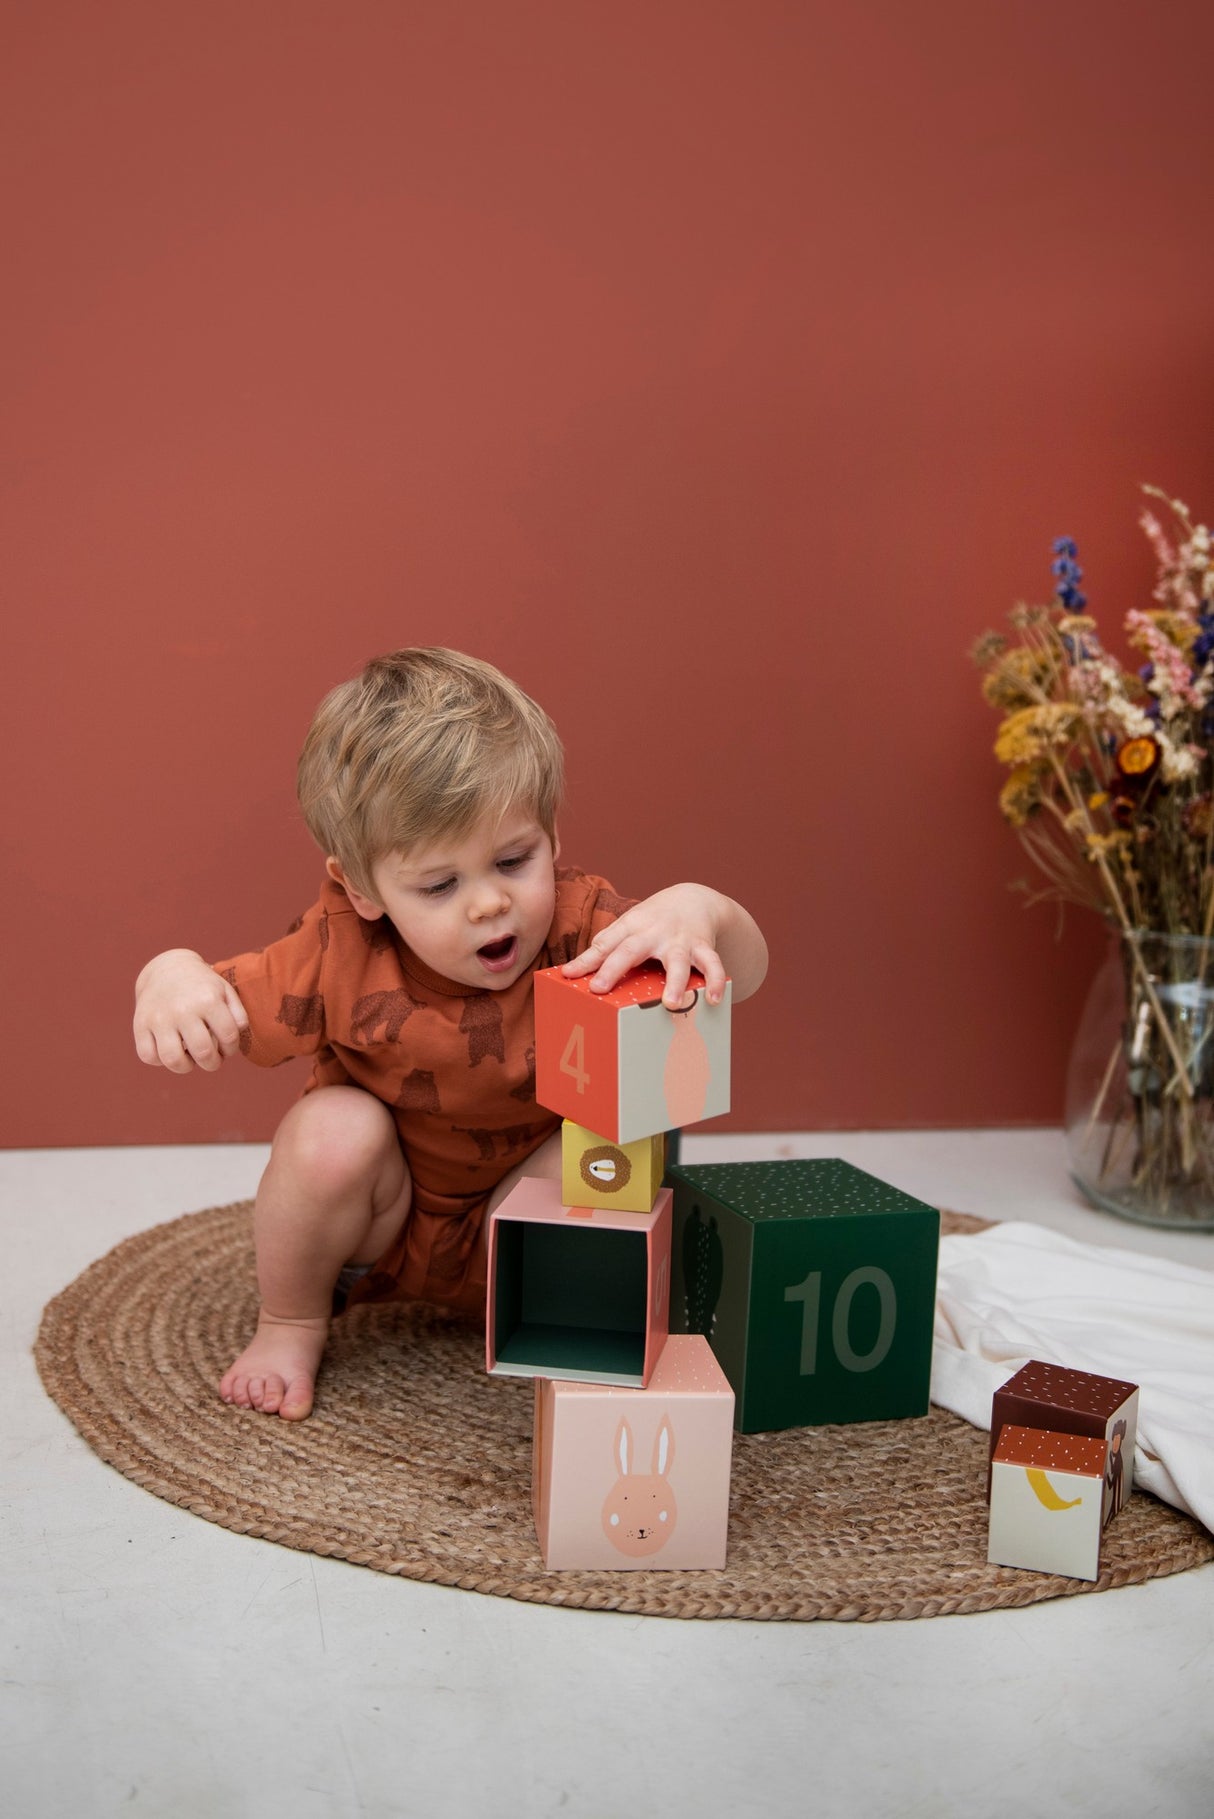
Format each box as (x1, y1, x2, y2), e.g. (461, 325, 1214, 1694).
(260, 1375, 286, 1414)
(279, 1374, 315, 1421)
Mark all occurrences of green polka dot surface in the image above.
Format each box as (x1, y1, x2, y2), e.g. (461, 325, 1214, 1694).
(667, 1159, 941, 1430)
(669, 1158, 936, 1222)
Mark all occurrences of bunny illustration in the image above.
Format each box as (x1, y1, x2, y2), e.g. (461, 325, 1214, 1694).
(601, 1415, 678, 1557)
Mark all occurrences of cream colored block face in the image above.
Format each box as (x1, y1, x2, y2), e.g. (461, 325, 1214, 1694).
(560, 1121, 666, 1214)
(618, 985, 731, 1143)
(1099, 1387, 1138, 1527)
(987, 1428, 1108, 1582)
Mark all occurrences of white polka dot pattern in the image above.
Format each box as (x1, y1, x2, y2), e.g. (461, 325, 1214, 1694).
(670, 1158, 937, 1222)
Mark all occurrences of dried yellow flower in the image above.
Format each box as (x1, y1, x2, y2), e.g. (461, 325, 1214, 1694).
(971, 630, 1008, 667)
(1127, 610, 1197, 656)
(994, 704, 1080, 766)
(981, 646, 1050, 711)
(1085, 831, 1132, 863)
(999, 766, 1043, 827)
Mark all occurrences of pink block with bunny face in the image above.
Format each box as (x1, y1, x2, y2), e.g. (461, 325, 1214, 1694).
(532, 1335, 735, 1570)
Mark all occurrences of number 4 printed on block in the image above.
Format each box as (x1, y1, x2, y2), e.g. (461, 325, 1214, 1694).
(560, 1024, 590, 1094)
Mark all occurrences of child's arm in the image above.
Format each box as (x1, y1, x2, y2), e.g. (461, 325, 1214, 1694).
(133, 949, 250, 1074)
(561, 882, 767, 1010)
(134, 896, 332, 1074)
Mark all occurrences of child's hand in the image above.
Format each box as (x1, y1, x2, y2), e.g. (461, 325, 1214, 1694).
(562, 884, 732, 1010)
(133, 949, 249, 1074)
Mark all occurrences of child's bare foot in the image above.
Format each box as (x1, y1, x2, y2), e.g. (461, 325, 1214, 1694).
(220, 1310, 330, 1420)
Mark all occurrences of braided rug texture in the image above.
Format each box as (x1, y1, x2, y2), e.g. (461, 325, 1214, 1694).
(34, 1203, 1213, 1621)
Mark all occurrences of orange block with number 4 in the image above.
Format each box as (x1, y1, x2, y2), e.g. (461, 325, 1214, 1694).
(534, 963, 731, 1145)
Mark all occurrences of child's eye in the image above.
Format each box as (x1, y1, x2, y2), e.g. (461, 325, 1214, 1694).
(498, 850, 533, 873)
(419, 878, 456, 898)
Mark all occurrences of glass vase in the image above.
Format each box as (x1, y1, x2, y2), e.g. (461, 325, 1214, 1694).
(1066, 928, 1214, 1230)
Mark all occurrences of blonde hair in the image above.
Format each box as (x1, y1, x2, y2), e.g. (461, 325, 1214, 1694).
(297, 648, 564, 897)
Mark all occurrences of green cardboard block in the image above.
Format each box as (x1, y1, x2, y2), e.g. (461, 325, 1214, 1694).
(667, 1159, 940, 1433)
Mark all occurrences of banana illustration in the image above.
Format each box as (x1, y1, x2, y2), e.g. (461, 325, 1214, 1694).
(1026, 1468, 1082, 1511)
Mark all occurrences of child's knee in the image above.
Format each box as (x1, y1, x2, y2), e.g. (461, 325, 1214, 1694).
(272, 1086, 400, 1196)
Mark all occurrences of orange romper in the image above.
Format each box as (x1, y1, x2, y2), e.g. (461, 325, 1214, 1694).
(212, 866, 634, 1314)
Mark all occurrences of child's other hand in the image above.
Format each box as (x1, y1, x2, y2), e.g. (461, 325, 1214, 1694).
(561, 884, 730, 1010)
(133, 949, 249, 1074)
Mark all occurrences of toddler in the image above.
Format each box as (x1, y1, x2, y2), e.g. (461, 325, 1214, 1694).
(133, 648, 767, 1419)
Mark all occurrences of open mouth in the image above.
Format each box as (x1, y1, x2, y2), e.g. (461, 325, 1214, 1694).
(476, 935, 518, 973)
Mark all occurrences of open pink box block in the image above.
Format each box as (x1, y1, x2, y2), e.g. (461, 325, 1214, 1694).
(486, 1177, 672, 1388)
(533, 1335, 735, 1570)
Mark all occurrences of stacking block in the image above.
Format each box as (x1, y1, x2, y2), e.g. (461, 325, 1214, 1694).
(486, 1177, 671, 1387)
(667, 1159, 940, 1433)
(532, 1335, 735, 1569)
(534, 962, 731, 1143)
(988, 1360, 1138, 1526)
(560, 1120, 666, 1214)
(988, 1426, 1108, 1580)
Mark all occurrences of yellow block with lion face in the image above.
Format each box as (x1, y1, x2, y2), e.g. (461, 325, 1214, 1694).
(561, 1120, 667, 1214)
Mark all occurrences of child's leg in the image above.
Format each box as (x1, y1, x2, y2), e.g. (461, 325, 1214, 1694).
(459, 1127, 565, 1290)
(220, 1085, 411, 1421)
(486, 1127, 564, 1213)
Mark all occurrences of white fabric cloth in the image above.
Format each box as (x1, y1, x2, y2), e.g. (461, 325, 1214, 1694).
(931, 1221, 1214, 1533)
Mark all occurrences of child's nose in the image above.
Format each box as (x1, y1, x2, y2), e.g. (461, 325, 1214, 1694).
(469, 880, 510, 920)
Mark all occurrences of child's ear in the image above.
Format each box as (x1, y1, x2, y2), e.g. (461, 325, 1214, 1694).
(325, 856, 384, 921)
(551, 825, 561, 864)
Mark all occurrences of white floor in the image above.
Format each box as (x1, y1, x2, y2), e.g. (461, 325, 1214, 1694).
(4, 1132, 1213, 1819)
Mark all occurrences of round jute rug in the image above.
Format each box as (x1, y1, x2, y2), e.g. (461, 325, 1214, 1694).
(34, 1202, 1213, 1621)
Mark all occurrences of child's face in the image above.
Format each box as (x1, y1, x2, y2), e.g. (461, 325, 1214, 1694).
(341, 811, 558, 992)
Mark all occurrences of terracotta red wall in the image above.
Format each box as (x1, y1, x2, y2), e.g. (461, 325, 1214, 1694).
(6, 2, 1214, 1146)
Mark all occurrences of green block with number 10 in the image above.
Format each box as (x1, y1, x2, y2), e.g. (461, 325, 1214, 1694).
(667, 1160, 940, 1433)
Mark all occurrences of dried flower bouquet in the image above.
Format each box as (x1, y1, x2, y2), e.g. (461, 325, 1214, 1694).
(974, 487, 1214, 1223)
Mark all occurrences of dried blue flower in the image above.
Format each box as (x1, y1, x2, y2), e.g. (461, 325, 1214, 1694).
(1051, 536, 1087, 611)
(1193, 613, 1214, 671)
